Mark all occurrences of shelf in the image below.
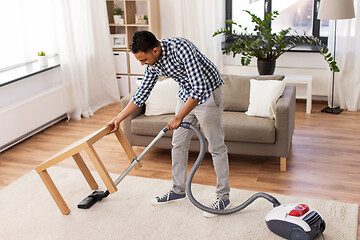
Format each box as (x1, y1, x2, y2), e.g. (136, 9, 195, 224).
(107, 0, 147, 1)
(109, 24, 126, 27)
(126, 24, 149, 27)
(109, 22, 149, 27)
(113, 48, 128, 51)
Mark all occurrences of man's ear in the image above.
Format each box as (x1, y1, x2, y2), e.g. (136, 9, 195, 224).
(153, 45, 160, 55)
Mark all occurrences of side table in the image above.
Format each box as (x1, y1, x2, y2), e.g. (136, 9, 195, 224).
(284, 75, 313, 114)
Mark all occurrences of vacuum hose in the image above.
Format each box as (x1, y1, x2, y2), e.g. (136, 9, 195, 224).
(173, 122, 281, 215)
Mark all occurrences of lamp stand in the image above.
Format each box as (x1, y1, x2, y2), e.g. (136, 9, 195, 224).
(321, 19, 343, 114)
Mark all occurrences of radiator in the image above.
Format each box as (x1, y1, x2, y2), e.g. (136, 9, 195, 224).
(0, 86, 67, 152)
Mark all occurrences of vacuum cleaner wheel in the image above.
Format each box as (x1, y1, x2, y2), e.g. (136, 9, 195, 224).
(290, 228, 310, 240)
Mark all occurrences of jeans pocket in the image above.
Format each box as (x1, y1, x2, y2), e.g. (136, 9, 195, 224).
(212, 86, 223, 108)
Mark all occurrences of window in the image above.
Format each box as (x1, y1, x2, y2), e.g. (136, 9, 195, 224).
(227, 0, 329, 44)
(0, 0, 57, 71)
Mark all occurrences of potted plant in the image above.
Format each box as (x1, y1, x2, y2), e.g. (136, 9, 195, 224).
(143, 15, 148, 25)
(113, 8, 124, 25)
(213, 10, 339, 75)
(38, 51, 48, 67)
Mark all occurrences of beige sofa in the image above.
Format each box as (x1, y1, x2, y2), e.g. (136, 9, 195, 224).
(120, 75, 296, 171)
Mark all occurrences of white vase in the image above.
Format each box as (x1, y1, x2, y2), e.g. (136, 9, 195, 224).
(38, 56, 48, 67)
(113, 15, 123, 24)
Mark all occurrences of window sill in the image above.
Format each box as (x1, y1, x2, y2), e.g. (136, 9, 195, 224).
(0, 55, 60, 87)
(283, 45, 320, 53)
(222, 41, 320, 53)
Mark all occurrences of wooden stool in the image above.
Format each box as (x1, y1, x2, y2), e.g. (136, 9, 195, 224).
(35, 125, 141, 215)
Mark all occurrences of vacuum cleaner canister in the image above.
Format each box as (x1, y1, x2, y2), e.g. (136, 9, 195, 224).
(265, 203, 326, 240)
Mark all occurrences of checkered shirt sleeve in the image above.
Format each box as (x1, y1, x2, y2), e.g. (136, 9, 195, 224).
(131, 67, 158, 107)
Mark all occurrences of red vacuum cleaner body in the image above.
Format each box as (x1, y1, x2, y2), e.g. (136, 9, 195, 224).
(265, 203, 326, 240)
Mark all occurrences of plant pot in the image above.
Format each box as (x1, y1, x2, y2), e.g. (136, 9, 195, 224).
(38, 56, 48, 67)
(113, 15, 123, 24)
(257, 59, 276, 75)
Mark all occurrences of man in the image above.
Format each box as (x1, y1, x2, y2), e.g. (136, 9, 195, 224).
(107, 30, 230, 217)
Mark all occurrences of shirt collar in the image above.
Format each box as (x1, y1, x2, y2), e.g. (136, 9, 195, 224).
(155, 40, 168, 66)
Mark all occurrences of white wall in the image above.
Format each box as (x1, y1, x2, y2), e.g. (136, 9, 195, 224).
(159, 0, 331, 98)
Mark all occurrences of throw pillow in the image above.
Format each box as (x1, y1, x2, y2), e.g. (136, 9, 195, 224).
(222, 74, 285, 112)
(136, 78, 179, 116)
(245, 79, 285, 119)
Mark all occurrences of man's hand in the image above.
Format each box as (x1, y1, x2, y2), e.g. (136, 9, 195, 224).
(106, 100, 139, 134)
(168, 97, 199, 131)
(106, 115, 122, 134)
(167, 116, 183, 130)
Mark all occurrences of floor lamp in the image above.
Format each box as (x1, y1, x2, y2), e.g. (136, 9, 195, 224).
(317, 0, 355, 114)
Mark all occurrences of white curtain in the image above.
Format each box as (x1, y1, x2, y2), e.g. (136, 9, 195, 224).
(55, 0, 120, 120)
(328, 0, 360, 111)
(171, 0, 225, 70)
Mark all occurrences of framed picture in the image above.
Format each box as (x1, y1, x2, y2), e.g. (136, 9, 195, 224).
(135, 14, 148, 24)
(111, 34, 126, 48)
(135, 14, 144, 24)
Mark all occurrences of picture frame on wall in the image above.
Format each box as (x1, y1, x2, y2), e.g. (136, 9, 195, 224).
(111, 34, 126, 48)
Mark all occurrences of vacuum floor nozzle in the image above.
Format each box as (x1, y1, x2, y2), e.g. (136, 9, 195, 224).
(77, 190, 109, 209)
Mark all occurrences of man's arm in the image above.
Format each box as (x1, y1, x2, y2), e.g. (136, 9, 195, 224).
(107, 67, 158, 133)
(107, 100, 139, 133)
(167, 97, 199, 130)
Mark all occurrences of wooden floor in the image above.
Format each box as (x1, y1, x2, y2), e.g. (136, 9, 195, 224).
(1, 101, 359, 238)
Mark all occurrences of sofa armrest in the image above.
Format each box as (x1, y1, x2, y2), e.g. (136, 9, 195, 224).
(120, 90, 145, 144)
(274, 85, 296, 157)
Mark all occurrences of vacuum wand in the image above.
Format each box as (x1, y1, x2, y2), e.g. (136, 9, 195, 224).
(78, 125, 170, 209)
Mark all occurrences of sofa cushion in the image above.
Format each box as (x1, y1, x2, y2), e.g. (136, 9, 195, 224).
(245, 79, 285, 119)
(131, 114, 199, 139)
(131, 112, 275, 144)
(222, 74, 285, 112)
(222, 111, 275, 143)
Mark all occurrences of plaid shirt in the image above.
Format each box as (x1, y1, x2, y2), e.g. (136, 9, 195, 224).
(131, 37, 223, 107)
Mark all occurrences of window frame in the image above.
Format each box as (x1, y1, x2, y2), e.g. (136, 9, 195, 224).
(225, 0, 328, 48)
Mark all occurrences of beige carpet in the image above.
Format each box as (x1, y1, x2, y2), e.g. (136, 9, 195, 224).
(0, 167, 358, 240)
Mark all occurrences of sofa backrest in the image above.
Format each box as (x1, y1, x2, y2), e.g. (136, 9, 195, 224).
(222, 74, 285, 112)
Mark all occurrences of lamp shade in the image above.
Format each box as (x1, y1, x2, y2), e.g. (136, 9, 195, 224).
(318, 0, 355, 20)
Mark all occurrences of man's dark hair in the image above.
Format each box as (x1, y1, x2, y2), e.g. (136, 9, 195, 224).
(130, 30, 159, 53)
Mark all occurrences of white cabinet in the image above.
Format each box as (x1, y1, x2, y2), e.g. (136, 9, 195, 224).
(117, 75, 129, 97)
(129, 52, 146, 75)
(114, 52, 128, 74)
(130, 76, 142, 93)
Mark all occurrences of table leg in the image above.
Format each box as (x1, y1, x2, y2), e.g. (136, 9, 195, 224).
(114, 129, 142, 169)
(306, 82, 312, 114)
(73, 153, 98, 190)
(85, 145, 117, 194)
(38, 170, 70, 215)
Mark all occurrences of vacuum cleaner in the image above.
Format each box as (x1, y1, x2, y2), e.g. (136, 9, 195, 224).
(78, 122, 326, 240)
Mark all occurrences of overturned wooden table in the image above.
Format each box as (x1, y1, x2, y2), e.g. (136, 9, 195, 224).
(35, 125, 141, 215)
